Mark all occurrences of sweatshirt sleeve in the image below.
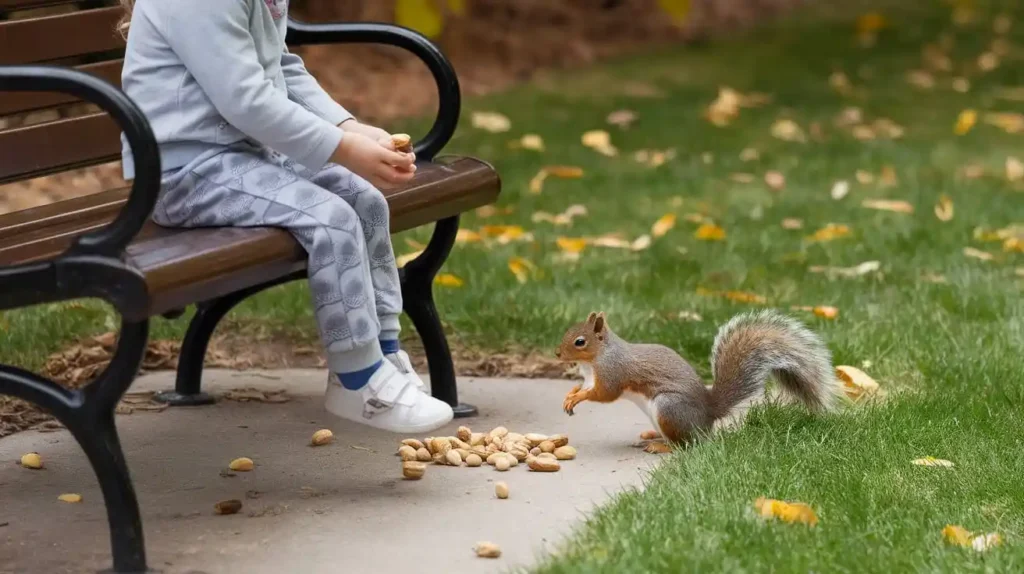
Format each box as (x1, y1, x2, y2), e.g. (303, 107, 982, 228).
(281, 47, 354, 126)
(155, 0, 343, 170)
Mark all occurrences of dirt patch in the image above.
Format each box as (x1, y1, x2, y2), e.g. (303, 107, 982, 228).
(0, 332, 570, 438)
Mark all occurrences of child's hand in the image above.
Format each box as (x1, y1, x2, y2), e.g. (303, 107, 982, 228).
(332, 131, 416, 189)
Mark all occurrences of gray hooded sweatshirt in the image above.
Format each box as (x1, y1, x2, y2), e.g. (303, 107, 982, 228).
(119, 0, 351, 179)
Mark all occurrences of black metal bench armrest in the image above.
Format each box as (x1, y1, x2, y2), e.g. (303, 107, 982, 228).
(0, 66, 161, 256)
(286, 19, 460, 161)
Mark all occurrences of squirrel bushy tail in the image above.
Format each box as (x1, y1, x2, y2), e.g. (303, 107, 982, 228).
(709, 310, 841, 420)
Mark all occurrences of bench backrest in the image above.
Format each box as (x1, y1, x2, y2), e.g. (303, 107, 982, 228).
(0, 1, 126, 185)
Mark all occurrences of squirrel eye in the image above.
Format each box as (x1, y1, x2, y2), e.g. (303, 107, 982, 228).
(573, 336, 586, 348)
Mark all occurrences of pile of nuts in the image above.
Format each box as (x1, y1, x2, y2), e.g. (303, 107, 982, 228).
(399, 425, 577, 480)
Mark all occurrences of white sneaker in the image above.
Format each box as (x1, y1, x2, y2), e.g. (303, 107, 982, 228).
(385, 350, 428, 393)
(325, 361, 453, 433)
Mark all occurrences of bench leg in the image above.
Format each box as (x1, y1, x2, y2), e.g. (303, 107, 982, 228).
(154, 272, 306, 407)
(400, 216, 477, 418)
(0, 320, 151, 573)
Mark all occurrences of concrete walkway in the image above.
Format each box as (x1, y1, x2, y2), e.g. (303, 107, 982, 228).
(0, 371, 661, 574)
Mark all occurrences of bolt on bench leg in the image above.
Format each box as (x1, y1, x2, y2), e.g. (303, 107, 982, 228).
(401, 216, 477, 418)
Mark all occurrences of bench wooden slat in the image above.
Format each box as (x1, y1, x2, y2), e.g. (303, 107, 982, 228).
(0, 59, 122, 116)
(0, 113, 121, 183)
(0, 7, 123, 65)
(0, 0, 80, 9)
(0, 156, 501, 314)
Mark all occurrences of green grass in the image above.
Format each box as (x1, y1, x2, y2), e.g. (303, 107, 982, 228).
(3, 0, 1024, 570)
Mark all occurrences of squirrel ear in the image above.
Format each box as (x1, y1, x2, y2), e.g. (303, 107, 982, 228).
(593, 312, 606, 334)
(586, 312, 598, 325)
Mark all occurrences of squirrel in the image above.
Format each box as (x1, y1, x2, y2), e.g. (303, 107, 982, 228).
(554, 310, 843, 452)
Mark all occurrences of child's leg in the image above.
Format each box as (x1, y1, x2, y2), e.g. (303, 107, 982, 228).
(156, 147, 452, 432)
(282, 160, 424, 389)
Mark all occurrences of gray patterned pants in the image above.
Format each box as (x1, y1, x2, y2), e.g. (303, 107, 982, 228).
(155, 143, 402, 373)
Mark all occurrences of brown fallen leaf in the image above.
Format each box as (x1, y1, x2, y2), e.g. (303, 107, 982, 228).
(529, 166, 585, 194)
(512, 134, 544, 151)
(934, 194, 954, 222)
(862, 199, 914, 214)
(764, 171, 786, 191)
(606, 109, 637, 128)
(855, 170, 875, 185)
(978, 52, 1000, 72)
(652, 214, 676, 238)
(696, 287, 766, 304)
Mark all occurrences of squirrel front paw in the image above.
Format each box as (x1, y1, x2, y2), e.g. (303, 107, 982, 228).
(563, 387, 586, 415)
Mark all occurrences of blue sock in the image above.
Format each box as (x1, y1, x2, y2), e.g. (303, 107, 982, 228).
(380, 339, 400, 355)
(337, 360, 384, 390)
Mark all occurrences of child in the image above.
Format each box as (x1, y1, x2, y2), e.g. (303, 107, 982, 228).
(117, 0, 454, 433)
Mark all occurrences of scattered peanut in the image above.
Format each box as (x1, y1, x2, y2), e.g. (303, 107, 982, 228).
(430, 438, 451, 456)
(495, 457, 511, 472)
(398, 445, 418, 461)
(446, 450, 463, 466)
(539, 441, 556, 454)
(215, 499, 243, 515)
(391, 133, 413, 152)
(57, 493, 82, 503)
(466, 454, 483, 467)
(457, 426, 472, 442)
(525, 433, 548, 446)
(506, 454, 519, 467)
(495, 482, 509, 499)
(554, 445, 577, 460)
(488, 426, 509, 442)
(640, 430, 659, 440)
(528, 457, 560, 472)
(530, 447, 541, 456)
(486, 452, 503, 466)
(474, 541, 502, 558)
(311, 429, 334, 446)
(229, 457, 254, 472)
(19, 453, 42, 470)
(537, 452, 557, 461)
(456, 448, 471, 460)
(470, 433, 486, 446)
(402, 461, 426, 480)
(550, 434, 569, 448)
(416, 447, 432, 462)
(402, 438, 425, 450)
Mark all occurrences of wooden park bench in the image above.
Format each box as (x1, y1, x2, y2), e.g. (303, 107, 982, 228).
(0, 2, 501, 571)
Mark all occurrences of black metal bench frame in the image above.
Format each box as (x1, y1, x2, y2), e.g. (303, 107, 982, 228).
(0, 19, 476, 573)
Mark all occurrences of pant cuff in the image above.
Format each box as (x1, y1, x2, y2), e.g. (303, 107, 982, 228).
(379, 314, 401, 342)
(327, 341, 385, 373)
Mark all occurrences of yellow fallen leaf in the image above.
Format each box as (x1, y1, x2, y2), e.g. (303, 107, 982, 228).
(807, 223, 852, 242)
(456, 229, 482, 243)
(856, 12, 886, 34)
(724, 291, 767, 304)
(836, 365, 879, 399)
(954, 109, 977, 135)
(529, 165, 585, 195)
(695, 223, 726, 241)
(781, 218, 804, 230)
(1006, 157, 1024, 181)
(943, 525, 972, 547)
(934, 194, 954, 222)
(764, 171, 786, 191)
(1004, 237, 1023, 253)
(507, 257, 535, 284)
(434, 273, 464, 288)
(630, 235, 652, 251)
(529, 170, 549, 194)
(740, 147, 760, 161)
(57, 493, 82, 503)
(912, 457, 954, 468)
(633, 149, 675, 168)
(395, 0, 444, 38)
(652, 214, 677, 238)
(589, 234, 632, 249)
(771, 119, 807, 142)
(471, 111, 511, 133)
(556, 237, 587, 254)
(396, 250, 424, 267)
(481, 225, 523, 239)
(754, 497, 818, 526)
(813, 306, 839, 319)
(677, 311, 703, 321)
(984, 112, 1024, 133)
(862, 199, 914, 213)
(963, 247, 993, 261)
(684, 213, 708, 224)
(657, 0, 692, 25)
(606, 109, 637, 128)
(581, 130, 617, 156)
